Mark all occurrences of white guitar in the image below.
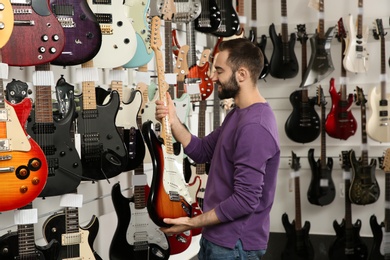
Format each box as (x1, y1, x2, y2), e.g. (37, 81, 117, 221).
(343, 0, 369, 73)
(86, 0, 137, 68)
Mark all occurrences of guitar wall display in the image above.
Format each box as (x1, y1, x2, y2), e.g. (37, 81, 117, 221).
(0, 0, 13, 48)
(367, 18, 390, 143)
(281, 151, 314, 260)
(285, 24, 320, 144)
(269, 0, 299, 79)
(328, 151, 368, 260)
(325, 18, 357, 141)
(300, 0, 335, 88)
(307, 86, 335, 206)
(349, 87, 380, 206)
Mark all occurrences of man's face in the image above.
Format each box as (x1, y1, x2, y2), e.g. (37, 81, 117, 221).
(212, 51, 240, 100)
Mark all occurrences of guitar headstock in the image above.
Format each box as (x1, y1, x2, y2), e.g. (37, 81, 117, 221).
(161, 0, 176, 21)
(373, 18, 386, 40)
(174, 45, 189, 82)
(382, 148, 390, 172)
(336, 17, 347, 42)
(354, 86, 367, 106)
(296, 24, 308, 44)
(289, 151, 301, 172)
(316, 85, 326, 107)
(339, 150, 352, 171)
(151, 16, 162, 52)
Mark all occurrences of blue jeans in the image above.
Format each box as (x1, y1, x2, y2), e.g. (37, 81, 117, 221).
(198, 237, 266, 260)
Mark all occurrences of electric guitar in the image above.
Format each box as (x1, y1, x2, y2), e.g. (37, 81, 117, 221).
(0, 0, 13, 48)
(0, 203, 60, 259)
(169, 0, 201, 24)
(269, 0, 299, 79)
(144, 16, 193, 227)
(307, 86, 335, 206)
(349, 87, 380, 205)
(0, 50, 48, 212)
(50, 0, 102, 66)
(211, 0, 239, 37)
(281, 151, 315, 260)
(194, 0, 221, 33)
(369, 148, 390, 260)
(343, 0, 369, 73)
(325, 18, 357, 140)
(86, 0, 137, 68)
(43, 199, 102, 260)
(75, 61, 128, 181)
(300, 0, 335, 88)
(2, 0, 65, 66)
(22, 65, 83, 197)
(285, 24, 320, 144)
(328, 151, 368, 259)
(367, 18, 390, 143)
(248, 0, 269, 80)
(122, 0, 154, 68)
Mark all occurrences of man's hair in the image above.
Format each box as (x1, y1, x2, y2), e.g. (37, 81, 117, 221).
(218, 38, 264, 84)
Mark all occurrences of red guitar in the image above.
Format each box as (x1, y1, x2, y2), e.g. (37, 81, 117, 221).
(0, 50, 48, 212)
(325, 18, 357, 140)
(2, 0, 65, 66)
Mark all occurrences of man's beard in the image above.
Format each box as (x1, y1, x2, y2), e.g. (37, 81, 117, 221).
(217, 73, 240, 100)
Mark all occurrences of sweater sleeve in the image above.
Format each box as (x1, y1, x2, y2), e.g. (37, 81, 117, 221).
(184, 127, 222, 163)
(215, 124, 279, 222)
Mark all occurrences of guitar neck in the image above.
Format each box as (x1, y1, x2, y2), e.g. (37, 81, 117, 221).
(81, 60, 97, 110)
(65, 207, 80, 234)
(17, 203, 37, 257)
(165, 20, 174, 74)
(360, 102, 369, 165)
(380, 29, 387, 100)
(357, 0, 363, 37)
(186, 21, 197, 68)
(344, 177, 353, 229)
(280, 0, 289, 43)
(34, 63, 54, 123)
(317, 0, 325, 39)
(196, 100, 207, 174)
(250, 0, 257, 33)
(294, 175, 302, 230)
(320, 100, 327, 165)
(386, 171, 390, 232)
(300, 38, 308, 78)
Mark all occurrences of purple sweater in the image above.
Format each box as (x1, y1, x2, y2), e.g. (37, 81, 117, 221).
(184, 102, 280, 251)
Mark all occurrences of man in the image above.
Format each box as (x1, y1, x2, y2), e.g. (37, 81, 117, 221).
(155, 38, 280, 259)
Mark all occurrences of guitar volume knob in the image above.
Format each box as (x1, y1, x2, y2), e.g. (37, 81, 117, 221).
(49, 47, 57, 54)
(41, 35, 49, 42)
(52, 34, 59, 41)
(38, 46, 46, 53)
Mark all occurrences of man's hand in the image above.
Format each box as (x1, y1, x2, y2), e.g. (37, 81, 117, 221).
(160, 217, 193, 235)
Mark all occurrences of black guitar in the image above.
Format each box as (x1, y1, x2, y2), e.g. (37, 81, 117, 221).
(328, 151, 368, 259)
(349, 87, 380, 205)
(307, 86, 335, 206)
(7, 65, 83, 198)
(299, 0, 334, 88)
(0, 203, 60, 259)
(369, 148, 390, 260)
(194, 0, 221, 33)
(248, 0, 269, 80)
(211, 0, 239, 37)
(281, 151, 314, 260)
(285, 24, 320, 144)
(269, 0, 299, 79)
(75, 60, 128, 181)
(43, 201, 102, 260)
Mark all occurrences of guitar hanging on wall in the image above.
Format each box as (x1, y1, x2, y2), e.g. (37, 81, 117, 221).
(367, 18, 390, 143)
(0, 0, 13, 48)
(211, 0, 239, 37)
(328, 151, 368, 259)
(307, 86, 335, 206)
(281, 151, 314, 260)
(194, 0, 221, 33)
(269, 0, 299, 79)
(300, 0, 335, 88)
(285, 24, 320, 144)
(325, 18, 357, 140)
(349, 87, 380, 206)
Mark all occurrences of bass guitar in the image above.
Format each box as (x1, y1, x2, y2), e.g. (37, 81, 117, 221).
(2, 0, 65, 66)
(144, 16, 193, 227)
(307, 86, 335, 206)
(300, 0, 334, 88)
(343, 0, 369, 73)
(249, 0, 269, 80)
(75, 61, 128, 181)
(281, 151, 314, 260)
(0, 0, 13, 48)
(86, 0, 137, 68)
(349, 87, 380, 205)
(211, 0, 239, 37)
(43, 198, 102, 260)
(0, 50, 48, 212)
(24, 65, 83, 197)
(0, 203, 60, 259)
(369, 148, 390, 260)
(367, 18, 390, 143)
(325, 18, 357, 140)
(194, 0, 221, 33)
(285, 24, 320, 144)
(50, 0, 102, 66)
(269, 0, 299, 79)
(328, 151, 368, 259)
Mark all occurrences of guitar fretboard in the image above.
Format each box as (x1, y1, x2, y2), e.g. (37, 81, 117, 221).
(34, 63, 54, 123)
(17, 203, 37, 257)
(81, 60, 97, 110)
(280, 0, 289, 43)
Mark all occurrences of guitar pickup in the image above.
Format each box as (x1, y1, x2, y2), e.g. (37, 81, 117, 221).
(62, 232, 82, 246)
(168, 191, 181, 202)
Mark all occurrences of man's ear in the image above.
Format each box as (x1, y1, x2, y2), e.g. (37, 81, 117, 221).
(236, 68, 248, 82)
